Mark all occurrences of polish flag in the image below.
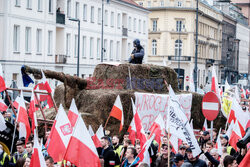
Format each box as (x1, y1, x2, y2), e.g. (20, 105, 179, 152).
(0, 75, 6, 92)
(92, 125, 104, 148)
(228, 98, 249, 136)
(29, 91, 36, 133)
(64, 115, 101, 167)
(41, 70, 52, 94)
(30, 130, 46, 167)
(88, 125, 94, 137)
(239, 149, 250, 167)
(226, 121, 234, 139)
(67, 99, 79, 127)
(128, 99, 137, 145)
(13, 96, 22, 109)
(109, 95, 124, 132)
(149, 114, 165, 145)
(138, 134, 155, 165)
(215, 128, 223, 155)
(16, 91, 31, 145)
(34, 83, 47, 102)
(0, 112, 7, 131)
(211, 66, 221, 100)
(134, 108, 147, 148)
(241, 86, 246, 99)
(202, 119, 208, 131)
(47, 104, 73, 162)
(0, 99, 8, 111)
(229, 121, 242, 150)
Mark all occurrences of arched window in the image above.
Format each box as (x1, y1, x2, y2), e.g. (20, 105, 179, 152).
(175, 40, 182, 57)
(152, 40, 157, 56)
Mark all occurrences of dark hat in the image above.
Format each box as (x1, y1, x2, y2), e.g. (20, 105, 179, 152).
(186, 148, 192, 153)
(174, 153, 184, 163)
(203, 131, 209, 136)
(220, 134, 229, 141)
(179, 145, 186, 149)
(16, 140, 25, 146)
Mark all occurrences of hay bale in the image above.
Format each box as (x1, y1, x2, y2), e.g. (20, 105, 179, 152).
(92, 64, 178, 93)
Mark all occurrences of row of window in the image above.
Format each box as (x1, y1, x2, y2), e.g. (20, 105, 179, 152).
(13, 25, 53, 55)
(66, 34, 122, 61)
(15, 0, 53, 13)
(151, 40, 182, 56)
(140, 0, 183, 7)
(66, 1, 146, 33)
(151, 20, 185, 32)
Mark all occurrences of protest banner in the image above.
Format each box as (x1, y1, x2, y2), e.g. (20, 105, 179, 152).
(135, 92, 192, 130)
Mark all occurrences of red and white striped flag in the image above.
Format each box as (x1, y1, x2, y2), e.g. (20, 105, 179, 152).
(0, 99, 8, 111)
(29, 90, 37, 133)
(109, 95, 124, 132)
(68, 99, 79, 127)
(138, 134, 155, 165)
(229, 120, 242, 150)
(41, 70, 52, 94)
(88, 125, 94, 137)
(215, 128, 222, 155)
(128, 99, 137, 145)
(149, 114, 165, 145)
(202, 119, 208, 131)
(13, 96, 22, 109)
(64, 115, 101, 167)
(92, 125, 104, 148)
(211, 66, 221, 100)
(30, 130, 46, 167)
(134, 106, 147, 148)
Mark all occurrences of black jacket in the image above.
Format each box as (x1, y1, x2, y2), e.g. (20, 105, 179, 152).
(129, 47, 144, 64)
(186, 158, 207, 167)
(97, 146, 116, 167)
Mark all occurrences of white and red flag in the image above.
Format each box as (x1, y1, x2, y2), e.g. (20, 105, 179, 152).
(241, 86, 246, 99)
(202, 119, 208, 131)
(128, 99, 136, 145)
(41, 70, 52, 94)
(109, 95, 124, 132)
(64, 115, 101, 167)
(149, 114, 165, 145)
(16, 91, 31, 145)
(67, 99, 79, 127)
(30, 130, 46, 167)
(229, 120, 242, 150)
(211, 66, 221, 100)
(29, 90, 37, 133)
(134, 106, 147, 148)
(0, 99, 8, 111)
(0, 75, 6, 92)
(13, 96, 22, 109)
(215, 128, 222, 155)
(138, 134, 155, 165)
(46, 104, 73, 162)
(88, 125, 95, 137)
(92, 125, 104, 148)
(226, 121, 234, 139)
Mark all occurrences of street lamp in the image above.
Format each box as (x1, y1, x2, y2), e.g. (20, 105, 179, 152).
(69, 18, 80, 77)
(194, 0, 199, 92)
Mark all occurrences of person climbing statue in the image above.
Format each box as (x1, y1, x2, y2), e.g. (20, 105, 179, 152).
(129, 39, 144, 64)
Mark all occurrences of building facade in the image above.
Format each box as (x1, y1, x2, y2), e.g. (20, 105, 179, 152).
(0, 0, 149, 88)
(135, 0, 223, 90)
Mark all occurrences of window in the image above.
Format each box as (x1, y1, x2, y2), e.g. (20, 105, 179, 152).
(15, 0, 20, 6)
(25, 27, 31, 53)
(110, 40, 113, 60)
(104, 10, 108, 26)
(91, 6, 94, 23)
(128, 17, 132, 31)
(48, 0, 52, 13)
(177, 1, 182, 7)
(82, 36, 86, 58)
(128, 43, 131, 59)
(83, 4, 87, 21)
(48, 31, 53, 55)
(74, 35, 78, 57)
(67, 0, 71, 17)
(116, 41, 120, 60)
(110, 12, 114, 27)
(138, 19, 141, 33)
(27, 0, 32, 9)
(133, 18, 136, 32)
(160, 1, 164, 6)
(13, 25, 20, 52)
(12, 73, 18, 81)
(152, 20, 157, 32)
(143, 21, 146, 34)
(139, 2, 143, 6)
(176, 20, 183, 32)
(90, 37, 94, 59)
(117, 13, 121, 28)
(66, 33, 71, 57)
(98, 8, 101, 24)
(36, 29, 42, 53)
(175, 40, 182, 57)
(148, 1, 151, 7)
(152, 40, 157, 55)
(75, 2, 79, 19)
(97, 38, 100, 59)
(104, 39, 107, 59)
(38, 0, 42, 11)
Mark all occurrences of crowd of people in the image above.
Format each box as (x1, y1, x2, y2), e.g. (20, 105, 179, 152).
(0, 122, 247, 167)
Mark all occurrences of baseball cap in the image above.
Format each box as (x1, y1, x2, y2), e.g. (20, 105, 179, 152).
(174, 153, 184, 163)
(220, 134, 229, 141)
(186, 148, 192, 153)
(179, 145, 186, 150)
(203, 131, 209, 136)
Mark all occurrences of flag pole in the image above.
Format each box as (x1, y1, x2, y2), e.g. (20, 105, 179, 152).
(210, 121, 213, 142)
(104, 115, 111, 130)
(10, 122, 17, 154)
(167, 127, 170, 167)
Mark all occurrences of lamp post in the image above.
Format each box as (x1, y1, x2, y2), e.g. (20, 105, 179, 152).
(101, 0, 104, 62)
(194, 0, 199, 92)
(178, 25, 181, 89)
(69, 18, 80, 77)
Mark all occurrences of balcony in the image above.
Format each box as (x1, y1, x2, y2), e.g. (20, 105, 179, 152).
(55, 55, 67, 64)
(56, 13, 65, 24)
(168, 56, 191, 61)
(122, 28, 128, 37)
